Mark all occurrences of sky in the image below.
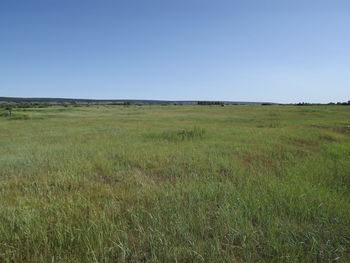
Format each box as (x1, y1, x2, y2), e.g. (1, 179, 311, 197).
(0, 0, 349, 103)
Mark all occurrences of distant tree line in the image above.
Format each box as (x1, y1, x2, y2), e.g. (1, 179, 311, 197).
(332, 100, 350, 105)
(295, 101, 350, 106)
(197, 101, 224, 106)
(0, 103, 51, 109)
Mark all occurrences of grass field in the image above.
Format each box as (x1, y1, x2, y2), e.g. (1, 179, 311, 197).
(0, 105, 349, 262)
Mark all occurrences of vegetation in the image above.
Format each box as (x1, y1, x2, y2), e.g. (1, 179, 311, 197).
(0, 96, 269, 105)
(0, 97, 200, 105)
(0, 105, 349, 262)
(197, 101, 224, 105)
(3, 106, 12, 117)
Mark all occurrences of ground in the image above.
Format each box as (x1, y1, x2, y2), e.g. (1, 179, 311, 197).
(0, 105, 349, 262)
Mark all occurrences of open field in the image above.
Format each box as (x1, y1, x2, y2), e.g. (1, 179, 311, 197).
(0, 105, 349, 262)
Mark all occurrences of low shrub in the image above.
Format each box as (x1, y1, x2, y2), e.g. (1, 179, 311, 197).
(0, 112, 11, 117)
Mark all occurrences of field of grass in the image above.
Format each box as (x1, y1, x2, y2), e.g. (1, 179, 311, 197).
(0, 105, 349, 262)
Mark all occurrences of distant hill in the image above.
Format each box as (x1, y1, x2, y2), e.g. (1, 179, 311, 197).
(0, 97, 273, 105)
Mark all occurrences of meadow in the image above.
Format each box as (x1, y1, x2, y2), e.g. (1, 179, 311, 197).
(0, 105, 349, 262)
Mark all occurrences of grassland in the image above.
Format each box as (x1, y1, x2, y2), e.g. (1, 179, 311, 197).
(0, 105, 349, 262)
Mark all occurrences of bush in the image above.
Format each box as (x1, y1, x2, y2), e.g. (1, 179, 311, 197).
(0, 111, 11, 117)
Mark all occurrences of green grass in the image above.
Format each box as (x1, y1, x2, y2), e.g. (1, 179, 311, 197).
(0, 105, 349, 262)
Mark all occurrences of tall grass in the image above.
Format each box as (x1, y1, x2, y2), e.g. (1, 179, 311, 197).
(0, 105, 349, 262)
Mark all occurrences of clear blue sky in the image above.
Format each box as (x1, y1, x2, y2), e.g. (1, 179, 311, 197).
(1, 0, 349, 103)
